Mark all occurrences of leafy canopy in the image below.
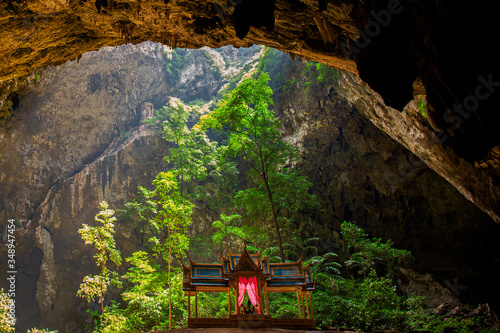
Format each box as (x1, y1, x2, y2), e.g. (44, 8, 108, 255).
(161, 98, 215, 192)
(77, 201, 122, 312)
(341, 221, 414, 277)
(212, 214, 246, 251)
(138, 171, 193, 330)
(139, 171, 193, 262)
(198, 72, 320, 262)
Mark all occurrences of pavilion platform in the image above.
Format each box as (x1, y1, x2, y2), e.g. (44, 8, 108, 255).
(187, 315, 316, 329)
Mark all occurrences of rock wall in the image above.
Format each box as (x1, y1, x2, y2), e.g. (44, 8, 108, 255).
(0, 42, 171, 331)
(270, 54, 500, 309)
(0, 42, 169, 225)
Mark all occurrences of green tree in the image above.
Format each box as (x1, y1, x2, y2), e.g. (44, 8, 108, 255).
(161, 97, 215, 197)
(199, 72, 319, 262)
(301, 61, 339, 93)
(140, 171, 193, 330)
(77, 201, 122, 313)
(212, 214, 246, 251)
(341, 221, 414, 278)
(118, 190, 157, 250)
(116, 251, 187, 331)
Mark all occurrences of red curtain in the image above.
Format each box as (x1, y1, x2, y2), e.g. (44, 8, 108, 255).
(237, 276, 262, 314)
(238, 276, 247, 306)
(247, 276, 262, 314)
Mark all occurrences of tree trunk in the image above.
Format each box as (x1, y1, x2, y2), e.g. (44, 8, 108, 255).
(257, 146, 286, 263)
(168, 227, 172, 330)
(263, 176, 285, 263)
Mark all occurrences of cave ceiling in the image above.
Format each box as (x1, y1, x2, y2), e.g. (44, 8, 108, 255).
(1, 0, 499, 221)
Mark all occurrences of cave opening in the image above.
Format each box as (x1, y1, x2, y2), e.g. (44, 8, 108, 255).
(1, 0, 500, 330)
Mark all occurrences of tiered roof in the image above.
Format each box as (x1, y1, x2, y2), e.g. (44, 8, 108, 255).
(182, 246, 314, 292)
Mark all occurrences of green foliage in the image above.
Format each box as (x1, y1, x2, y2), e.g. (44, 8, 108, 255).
(161, 98, 215, 194)
(300, 222, 488, 332)
(235, 168, 320, 223)
(121, 265, 187, 331)
(217, 61, 256, 98)
(138, 171, 193, 330)
(0, 289, 15, 333)
(189, 232, 214, 262)
(257, 47, 283, 75)
(199, 72, 320, 262)
(26, 328, 59, 333)
(268, 293, 300, 319)
(421, 315, 494, 333)
(117, 191, 156, 250)
(188, 98, 208, 107)
(164, 49, 188, 85)
(197, 292, 234, 319)
(265, 222, 435, 331)
(257, 47, 292, 93)
(199, 143, 240, 212)
(158, 97, 239, 208)
(315, 62, 339, 86)
(417, 95, 427, 118)
(301, 61, 339, 93)
(94, 301, 128, 333)
(120, 251, 187, 329)
(77, 201, 122, 312)
(122, 251, 160, 300)
(96, 274, 187, 332)
(341, 221, 414, 278)
(79, 202, 122, 269)
(140, 108, 167, 127)
(96, 173, 193, 332)
(308, 253, 342, 276)
(310, 270, 428, 331)
(212, 214, 245, 250)
(139, 171, 193, 263)
(211, 214, 275, 257)
(261, 245, 284, 263)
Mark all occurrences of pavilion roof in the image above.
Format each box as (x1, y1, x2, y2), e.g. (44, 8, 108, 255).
(182, 246, 314, 292)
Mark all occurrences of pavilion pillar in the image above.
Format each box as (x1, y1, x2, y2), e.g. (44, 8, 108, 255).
(264, 285, 270, 316)
(296, 290, 303, 319)
(301, 292, 306, 318)
(234, 289, 238, 314)
(236, 285, 240, 314)
(188, 294, 191, 318)
(195, 292, 198, 318)
(309, 293, 314, 320)
(258, 283, 263, 314)
(304, 293, 310, 319)
(228, 288, 231, 317)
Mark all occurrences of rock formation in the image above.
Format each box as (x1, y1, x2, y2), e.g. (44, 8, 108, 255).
(271, 52, 500, 311)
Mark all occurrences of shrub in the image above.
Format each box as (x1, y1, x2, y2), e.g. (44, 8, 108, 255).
(164, 49, 188, 85)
